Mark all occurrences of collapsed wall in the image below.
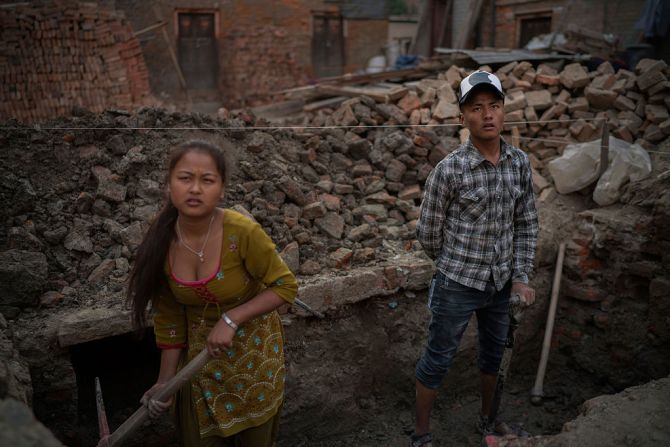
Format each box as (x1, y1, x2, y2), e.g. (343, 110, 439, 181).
(0, 1, 152, 122)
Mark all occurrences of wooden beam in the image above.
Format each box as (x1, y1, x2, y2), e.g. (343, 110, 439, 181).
(454, 0, 485, 49)
(303, 96, 348, 112)
(152, 6, 187, 91)
(134, 20, 167, 37)
(316, 85, 409, 103)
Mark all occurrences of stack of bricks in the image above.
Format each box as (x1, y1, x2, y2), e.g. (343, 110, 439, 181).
(0, 1, 151, 123)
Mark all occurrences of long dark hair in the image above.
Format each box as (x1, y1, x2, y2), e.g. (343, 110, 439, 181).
(127, 140, 229, 329)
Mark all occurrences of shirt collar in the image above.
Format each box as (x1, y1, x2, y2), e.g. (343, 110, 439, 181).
(465, 138, 513, 169)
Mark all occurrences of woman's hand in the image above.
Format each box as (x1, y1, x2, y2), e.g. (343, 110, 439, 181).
(140, 382, 173, 419)
(206, 318, 236, 357)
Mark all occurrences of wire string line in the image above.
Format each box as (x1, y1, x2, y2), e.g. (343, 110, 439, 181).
(2, 117, 607, 132)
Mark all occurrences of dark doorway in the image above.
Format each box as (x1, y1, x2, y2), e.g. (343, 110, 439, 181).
(519, 16, 552, 47)
(71, 329, 175, 447)
(178, 13, 218, 89)
(312, 12, 344, 79)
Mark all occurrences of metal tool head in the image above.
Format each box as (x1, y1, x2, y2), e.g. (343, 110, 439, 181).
(95, 377, 111, 445)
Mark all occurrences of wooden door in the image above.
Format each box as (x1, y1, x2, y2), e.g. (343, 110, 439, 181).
(312, 13, 344, 79)
(178, 13, 217, 89)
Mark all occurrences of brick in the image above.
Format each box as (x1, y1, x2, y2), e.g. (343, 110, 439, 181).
(612, 126, 634, 143)
(535, 73, 560, 86)
(397, 91, 422, 114)
(645, 104, 669, 123)
(398, 184, 422, 201)
(644, 124, 665, 142)
(560, 63, 590, 89)
(660, 118, 670, 136)
(584, 86, 617, 109)
(504, 90, 526, 113)
(636, 70, 667, 91)
(613, 95, 636, 111)
(525, 89, 553, 111)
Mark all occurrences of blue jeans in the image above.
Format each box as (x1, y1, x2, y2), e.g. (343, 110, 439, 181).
(415, 270, 511, 389)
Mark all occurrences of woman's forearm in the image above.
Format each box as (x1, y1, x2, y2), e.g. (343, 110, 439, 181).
(157, 348, 182, 383)
(225, 289, 286, 327)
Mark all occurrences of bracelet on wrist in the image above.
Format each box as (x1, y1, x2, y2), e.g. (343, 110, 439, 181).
(221, 312, 239, 331)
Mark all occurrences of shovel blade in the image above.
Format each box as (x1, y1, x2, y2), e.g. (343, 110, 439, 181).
(95, 377, 111, 440)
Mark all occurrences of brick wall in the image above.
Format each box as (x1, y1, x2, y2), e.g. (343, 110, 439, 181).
(116, 0, 328, 107)
(478, 0, 646, 51)
(344, 19, 389, 74)
(0, 1, 151, 122)
(115, 0, 392, 108)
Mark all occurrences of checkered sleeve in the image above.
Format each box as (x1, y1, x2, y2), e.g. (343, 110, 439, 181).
(416, 160, 454, 260)
(512, 155, 539, 283)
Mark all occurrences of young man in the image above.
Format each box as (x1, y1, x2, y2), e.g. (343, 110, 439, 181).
(409, 71, 539, 447)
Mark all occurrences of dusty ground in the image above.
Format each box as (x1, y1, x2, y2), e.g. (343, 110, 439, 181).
(70, 281, 663, 447)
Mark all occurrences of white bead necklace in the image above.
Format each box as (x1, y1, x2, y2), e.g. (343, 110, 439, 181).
(176, 213, 215, 263)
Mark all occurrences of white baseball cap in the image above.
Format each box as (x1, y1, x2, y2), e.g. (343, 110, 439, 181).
(459, 71, 504, 106)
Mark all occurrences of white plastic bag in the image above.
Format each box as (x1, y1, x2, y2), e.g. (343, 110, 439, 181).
(547, 140, 601, 194)
(547, 136, 652, 204)
(593, 137, 651, 205)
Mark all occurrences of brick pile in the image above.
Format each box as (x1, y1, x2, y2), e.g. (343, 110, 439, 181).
(303, 58, 670, 202)
(0, 1, 151, 122)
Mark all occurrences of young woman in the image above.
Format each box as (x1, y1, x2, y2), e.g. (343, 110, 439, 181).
(128, 140, 298, 447)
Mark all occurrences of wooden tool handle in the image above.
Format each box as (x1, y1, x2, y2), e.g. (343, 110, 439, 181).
(101, 348, 210, 447)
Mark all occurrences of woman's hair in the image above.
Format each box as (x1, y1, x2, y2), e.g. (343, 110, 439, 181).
(127, 140, 229, 329)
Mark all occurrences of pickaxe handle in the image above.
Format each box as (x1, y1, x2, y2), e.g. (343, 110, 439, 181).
(97, 348, 210, 447)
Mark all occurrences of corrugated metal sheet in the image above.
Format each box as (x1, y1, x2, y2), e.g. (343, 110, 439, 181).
(434, 48, 590, 64)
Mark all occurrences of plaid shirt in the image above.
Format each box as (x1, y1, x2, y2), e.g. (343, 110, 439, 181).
(416, 139, 538, 291)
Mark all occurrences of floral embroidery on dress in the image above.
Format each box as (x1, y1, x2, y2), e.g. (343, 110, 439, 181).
(254, 336, 262, 346)
(216, 271, 224, 280)
(257, 393, 265, 402)
(235, 383, 243, 392)
(214, 371, 222, 381)
(204, 390, 213, 400)
(225, 403, 234, 412)
(228, 234, 238, 252)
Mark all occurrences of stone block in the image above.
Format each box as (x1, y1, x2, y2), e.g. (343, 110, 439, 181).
(58, 307, 133, 347)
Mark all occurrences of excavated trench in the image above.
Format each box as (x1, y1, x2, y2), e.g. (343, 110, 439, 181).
(69, 279, 669, 447)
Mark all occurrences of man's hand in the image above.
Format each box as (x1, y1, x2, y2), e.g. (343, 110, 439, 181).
(512, 282, 535, 306)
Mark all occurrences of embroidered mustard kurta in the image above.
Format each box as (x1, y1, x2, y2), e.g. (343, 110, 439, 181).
(153, 209, 298, 438)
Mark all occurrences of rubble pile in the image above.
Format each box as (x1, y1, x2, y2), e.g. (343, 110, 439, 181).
(0, 2, 151, 122)
(2, 59, 670, 321)
(304, 58, 670, 202)
(0, 106, 429, 320)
